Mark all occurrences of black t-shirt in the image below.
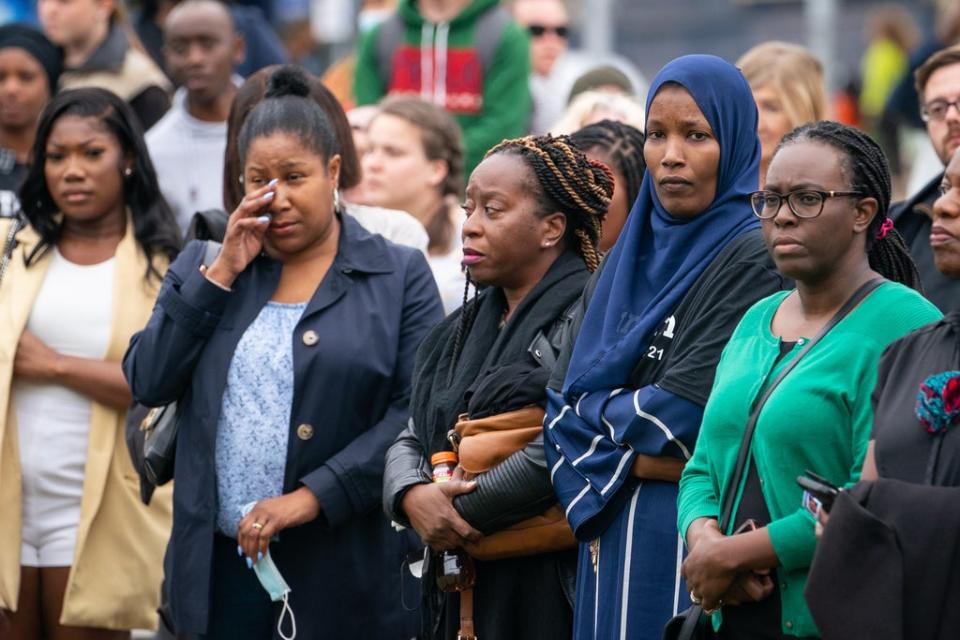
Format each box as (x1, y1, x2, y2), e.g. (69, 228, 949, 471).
(871, 312, 960, 486)
(721, 342, 802, 640)
(627, 229, 787, 404)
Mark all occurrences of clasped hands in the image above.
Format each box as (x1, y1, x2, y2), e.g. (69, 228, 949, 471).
(682, 520, 775, 612)
(401, 467, 482, 551)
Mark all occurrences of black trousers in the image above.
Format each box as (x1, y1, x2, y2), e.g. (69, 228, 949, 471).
(439, 550, 575, 640)
(193, 534, 279, 640)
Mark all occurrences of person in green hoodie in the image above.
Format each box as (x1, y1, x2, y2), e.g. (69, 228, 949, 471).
(353, 0, 532, 176)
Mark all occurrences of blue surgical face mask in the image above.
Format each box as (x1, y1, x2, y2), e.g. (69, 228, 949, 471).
(254, 550, 296, 639)
(241, 503, 297, 639)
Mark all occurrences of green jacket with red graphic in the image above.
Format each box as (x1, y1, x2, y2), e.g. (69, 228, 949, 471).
(354, 0, 531, 177)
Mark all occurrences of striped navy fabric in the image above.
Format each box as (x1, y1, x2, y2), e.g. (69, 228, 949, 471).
(545, 384, 702, 639)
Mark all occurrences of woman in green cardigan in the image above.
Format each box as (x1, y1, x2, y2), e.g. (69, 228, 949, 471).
(676, 121, 942, 639)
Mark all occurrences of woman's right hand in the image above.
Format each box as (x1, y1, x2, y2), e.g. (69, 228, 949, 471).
(204, 179, 277, 288)
(401, 478, 482, 551)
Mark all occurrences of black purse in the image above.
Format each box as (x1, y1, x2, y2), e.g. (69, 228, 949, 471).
(662, 278, 883, 640)
(125, 240, 221, 505)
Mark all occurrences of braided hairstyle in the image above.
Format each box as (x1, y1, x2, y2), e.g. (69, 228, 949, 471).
(777, 121, 922, 289)
(446, 134, 614, 382)
(486, 133, 613, 272)
(569, 119, 646, 215)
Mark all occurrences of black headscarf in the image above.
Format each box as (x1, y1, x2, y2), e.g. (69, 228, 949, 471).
(0, 24, 63, 93)
(410, 251, 590, 454)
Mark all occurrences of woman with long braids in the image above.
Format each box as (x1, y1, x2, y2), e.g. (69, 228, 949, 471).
(545, 55, 788, 640)
(678, 120, 940, 639)
(383, 133, 611, 639)
(0, 87, 179, 637)
(570, 119, 646, 251)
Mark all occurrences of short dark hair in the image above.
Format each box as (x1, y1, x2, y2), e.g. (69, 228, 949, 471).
(19, 87, 180, 280)
(223, 65, 360, 211)
(915, 45, 960, 96)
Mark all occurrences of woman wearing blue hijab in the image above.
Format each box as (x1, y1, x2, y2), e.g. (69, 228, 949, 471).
(544, 55, 788, 639)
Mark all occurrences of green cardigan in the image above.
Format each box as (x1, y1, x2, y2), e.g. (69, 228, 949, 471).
(677, 281, 941, 637)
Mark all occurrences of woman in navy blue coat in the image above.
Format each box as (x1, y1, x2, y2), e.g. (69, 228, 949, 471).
(123, 67, 443, 638)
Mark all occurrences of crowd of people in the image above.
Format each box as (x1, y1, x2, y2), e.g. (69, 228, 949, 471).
(0, 1, 958, 640)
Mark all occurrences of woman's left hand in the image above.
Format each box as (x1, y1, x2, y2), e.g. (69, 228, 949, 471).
(237, 487, 322, 563)
(13, 330, 60, 381)
(682, 533, 739, 611)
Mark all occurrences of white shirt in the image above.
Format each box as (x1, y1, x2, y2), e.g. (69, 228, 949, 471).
(14, 249, 115, 539)
(146, 86, 232, 232)
(343, 201, 429, 254)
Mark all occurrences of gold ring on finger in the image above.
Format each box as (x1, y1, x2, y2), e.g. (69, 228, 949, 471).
(251, 522, 264, 531)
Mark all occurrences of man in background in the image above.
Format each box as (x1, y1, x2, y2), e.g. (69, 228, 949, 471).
(891, 45, 960, 312)
(146, 0, 244, 231)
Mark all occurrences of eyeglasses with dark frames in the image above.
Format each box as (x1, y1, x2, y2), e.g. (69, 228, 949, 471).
(920, 98, 960, 122)
(749, 190, 864, 219)
(527, 24, 569, 38)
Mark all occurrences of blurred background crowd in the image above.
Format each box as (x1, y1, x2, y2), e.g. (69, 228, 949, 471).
(1, 0, 956, 199)
(2, 1, 960, 639)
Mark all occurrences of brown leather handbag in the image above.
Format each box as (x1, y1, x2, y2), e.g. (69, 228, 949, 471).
(450, 406, 577, 561)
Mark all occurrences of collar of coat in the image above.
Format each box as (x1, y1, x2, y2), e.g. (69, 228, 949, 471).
(279, 210, 399, 275)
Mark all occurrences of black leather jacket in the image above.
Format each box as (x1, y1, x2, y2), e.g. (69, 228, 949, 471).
(382, 300, 581, 534)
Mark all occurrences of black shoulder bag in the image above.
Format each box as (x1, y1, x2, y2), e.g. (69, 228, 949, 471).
(125, 240, 221, 505)
(662, 278, 884, 640)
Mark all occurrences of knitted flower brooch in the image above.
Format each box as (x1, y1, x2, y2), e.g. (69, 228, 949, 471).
(916, 371, 960, 434)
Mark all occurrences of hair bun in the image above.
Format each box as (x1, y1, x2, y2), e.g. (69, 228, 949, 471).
(265, 66, 311, 100)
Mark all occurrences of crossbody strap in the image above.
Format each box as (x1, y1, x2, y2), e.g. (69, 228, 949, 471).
(717, 278, 885, 531)
(0, 215, 24, 288)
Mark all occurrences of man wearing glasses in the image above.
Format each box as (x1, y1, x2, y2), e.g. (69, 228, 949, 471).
(891, 45, 960, 311)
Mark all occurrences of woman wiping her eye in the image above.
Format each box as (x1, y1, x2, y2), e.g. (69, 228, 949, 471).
(123, 66, 443, 639)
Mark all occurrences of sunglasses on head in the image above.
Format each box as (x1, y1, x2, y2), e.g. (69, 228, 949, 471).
(527, 24, 569, 38)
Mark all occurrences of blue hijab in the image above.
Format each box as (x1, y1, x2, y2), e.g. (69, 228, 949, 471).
(564, 54, 761, 395)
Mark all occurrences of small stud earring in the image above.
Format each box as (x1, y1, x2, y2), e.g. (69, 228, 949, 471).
(123, 167, 132, 177)
(238, 176, 244, 185)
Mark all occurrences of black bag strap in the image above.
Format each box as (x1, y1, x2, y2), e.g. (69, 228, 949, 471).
(717, 277, 884, 532)
(0, 214, 24, 288)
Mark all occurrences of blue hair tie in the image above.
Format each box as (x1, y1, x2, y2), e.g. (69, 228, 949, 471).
(915, 371, 960, 435)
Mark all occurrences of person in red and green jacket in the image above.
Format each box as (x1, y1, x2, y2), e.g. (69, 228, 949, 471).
(354, 0, 532, 177)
